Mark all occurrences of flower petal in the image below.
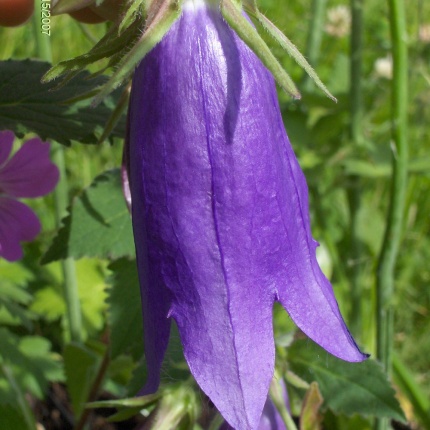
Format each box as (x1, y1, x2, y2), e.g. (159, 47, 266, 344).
(0, 137, 59, 198)
(128, 3, 366, 430)
(0, 197, 40, 261)
(220, 379, 289, 429)
(275, 137, 365, 362)
(0, 130, 14, 167)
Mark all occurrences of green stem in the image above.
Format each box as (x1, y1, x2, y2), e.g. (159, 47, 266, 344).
(375, 0, 408, 426)
(33, 3, 82, 343)
(74, 349, 110, 430)
(1, 364, 37, 430)
(53, 147, 83, 343)
(302, 0, 327, 90)
(270, 377, 298, 430)
(348, 0, 364, 337)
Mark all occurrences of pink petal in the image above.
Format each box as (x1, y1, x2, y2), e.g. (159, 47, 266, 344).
(0, 197, 41, 262)
(0, 130, 14, 167)
(0, 137, 59, 198)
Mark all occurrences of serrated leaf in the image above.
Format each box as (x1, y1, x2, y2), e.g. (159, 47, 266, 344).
(0, 60, 126, 145)
(30, 287, 66, 322)
(64, 343, 100, 416)
(0, 329, 62, 400)
(289, 340, 406, 422)
(0, 261, 35, 328)
(107, 258, 143, 360)
(42, 169, 135, 262)
(0, 328, 23, 366)
(17, 336, 63, 399)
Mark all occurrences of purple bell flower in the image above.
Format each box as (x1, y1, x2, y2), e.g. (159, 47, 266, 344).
(219, 379, 291, 430)
(0, 131, 59, 262)
(126, 2, 367, 429)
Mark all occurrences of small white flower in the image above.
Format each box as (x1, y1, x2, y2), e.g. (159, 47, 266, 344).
(325, 5, 351, 38)
(374, 56, 393, 80)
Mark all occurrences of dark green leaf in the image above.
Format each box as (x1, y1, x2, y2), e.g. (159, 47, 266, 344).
(0, 60, 126, 145)
(289, 340, 406, 422)
(63, 343, 100, 416)
(0, 404, 29, 429)
(42, 169, 135, 262)
(107, 258, 143, 360)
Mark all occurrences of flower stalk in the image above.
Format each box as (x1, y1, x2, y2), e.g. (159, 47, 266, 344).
(302, 0, 327, 91)
(33, 6, 82, 343)
(375, 0, 408, 426)
(348, 0, 364, 338)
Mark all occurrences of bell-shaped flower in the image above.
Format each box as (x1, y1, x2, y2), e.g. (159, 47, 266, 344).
(0, 131, 59, 261)
(126, 2, 367, 429)
(219, 378, 291, 430)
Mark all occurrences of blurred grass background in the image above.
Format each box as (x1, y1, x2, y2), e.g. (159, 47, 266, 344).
(0, 0, 429, 427)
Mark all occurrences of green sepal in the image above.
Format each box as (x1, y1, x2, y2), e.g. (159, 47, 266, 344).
(221, 0, 300, 99)
(118, 0, 144, 34)
(91, 0, 181, 105)
(42, 18, 143, 84)
(243, 0, 336, 101)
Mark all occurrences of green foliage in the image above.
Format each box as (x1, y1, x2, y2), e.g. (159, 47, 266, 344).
(288, 340, 405, 423)
(107, 258, 143, 360)
(43, 169, 135, 263)
(63, 342, 101, 417)
(0, 328, 62, 401)
(0, 60, 126, 145)
(0, 261, 35, 329)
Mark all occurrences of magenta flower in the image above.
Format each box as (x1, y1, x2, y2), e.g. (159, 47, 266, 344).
(0, 131, 59, 262)
(126, 3, 367, 429)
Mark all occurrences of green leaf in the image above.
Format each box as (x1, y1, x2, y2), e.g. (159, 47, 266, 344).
(288, 340, 406, 422)
(393, 353, 430, 429)
(63, 343, 100, 416)
(42, 169, 135, 262)
(0, 328, 23, 366)
(0, 329, 62, 400)
(30, 287, 66, 322)
(107, 258, 143, 360)
(76, 259, 108, 335)
(0, 261, 35, 328)
(0, 60, 126, 145)
(17, 336, 63, 398)
(0, 404, 30, 429)
(300, 382, 323, 430)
